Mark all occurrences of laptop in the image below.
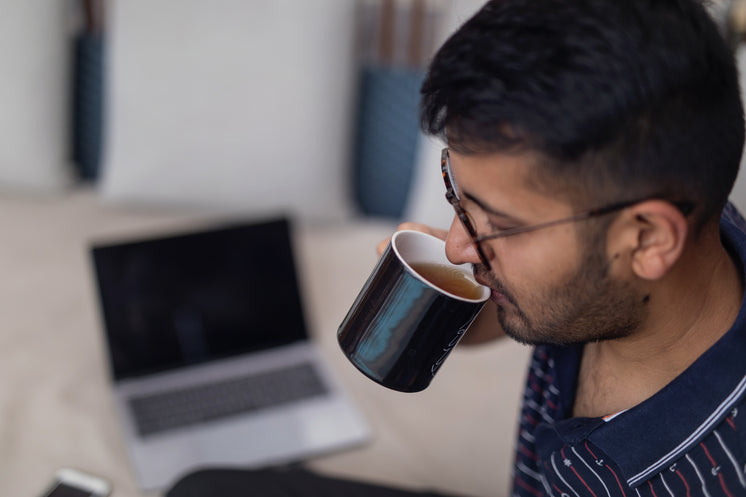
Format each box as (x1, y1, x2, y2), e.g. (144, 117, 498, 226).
(90, 217, 371, 490)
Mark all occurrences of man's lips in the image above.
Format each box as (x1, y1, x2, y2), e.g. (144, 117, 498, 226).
(491, 289, 511, 306)
(474, 273, 511, 306)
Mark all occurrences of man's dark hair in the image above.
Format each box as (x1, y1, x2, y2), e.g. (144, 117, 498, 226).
(421, 0, 744, 229)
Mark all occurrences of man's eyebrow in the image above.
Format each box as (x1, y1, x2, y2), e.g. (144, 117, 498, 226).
(462, 191, 519, 220)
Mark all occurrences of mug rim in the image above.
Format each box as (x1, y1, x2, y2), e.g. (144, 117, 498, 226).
(391, 230, 490, 303)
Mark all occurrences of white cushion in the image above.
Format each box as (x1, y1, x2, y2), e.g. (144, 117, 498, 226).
(401, 0, 485, 230)
(402, 133, 454, 230)
(0, 2, 72, 191)
(733, 170, 746, 214)
(101, 0, 356, 222)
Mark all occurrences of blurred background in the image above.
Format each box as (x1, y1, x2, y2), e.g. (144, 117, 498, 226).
(0, 0, 744, 229)
(0, 0, 484, 233)
(1, 2, 745, 496)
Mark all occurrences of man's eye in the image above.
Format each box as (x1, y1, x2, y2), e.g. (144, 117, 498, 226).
(487, 220, 517, 232)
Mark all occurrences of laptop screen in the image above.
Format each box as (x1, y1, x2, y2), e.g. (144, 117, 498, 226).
(91, 218, 308, 380)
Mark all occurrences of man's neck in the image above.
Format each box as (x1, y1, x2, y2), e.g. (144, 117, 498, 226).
(573, 228, 744, 418)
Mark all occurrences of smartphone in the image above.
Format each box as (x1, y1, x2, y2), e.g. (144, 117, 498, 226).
(39, 468, 111, 497)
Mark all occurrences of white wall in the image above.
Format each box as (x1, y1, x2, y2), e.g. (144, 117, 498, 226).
(0, 2, 74, 192)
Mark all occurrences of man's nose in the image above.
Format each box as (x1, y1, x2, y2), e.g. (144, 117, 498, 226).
(445, 215, 484, 266)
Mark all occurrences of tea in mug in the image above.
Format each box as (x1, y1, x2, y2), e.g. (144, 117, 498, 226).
(409, 262, 484, 300)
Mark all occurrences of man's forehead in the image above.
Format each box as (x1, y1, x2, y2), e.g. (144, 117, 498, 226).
(447, 148, 547, 190)
(448, 148, 576, 216)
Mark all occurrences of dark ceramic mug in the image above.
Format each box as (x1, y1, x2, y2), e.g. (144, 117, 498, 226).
(338, 230, 489, 392)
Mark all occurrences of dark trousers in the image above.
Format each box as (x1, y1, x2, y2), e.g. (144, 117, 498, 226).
(166, 466, 471, 497)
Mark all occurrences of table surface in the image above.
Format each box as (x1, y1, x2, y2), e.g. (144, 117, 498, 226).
(0, 190, 530, 497)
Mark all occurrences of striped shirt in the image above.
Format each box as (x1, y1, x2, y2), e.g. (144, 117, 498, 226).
(512, 203, 746, 497)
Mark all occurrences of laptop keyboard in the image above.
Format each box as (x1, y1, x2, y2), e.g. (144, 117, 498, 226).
(128, 363, 329, 437)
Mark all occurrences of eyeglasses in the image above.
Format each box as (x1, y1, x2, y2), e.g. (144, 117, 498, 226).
(441, 148, 693, 268)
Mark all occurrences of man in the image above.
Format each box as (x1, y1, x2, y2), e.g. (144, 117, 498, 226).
(168, 0, 746, 495)
(414, 0, 746, 494)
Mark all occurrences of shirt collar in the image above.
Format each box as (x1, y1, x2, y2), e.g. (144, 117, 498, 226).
(587, 206, 746, 488)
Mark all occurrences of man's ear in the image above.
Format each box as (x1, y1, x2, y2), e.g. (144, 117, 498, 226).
(619, 200, 689, 281)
